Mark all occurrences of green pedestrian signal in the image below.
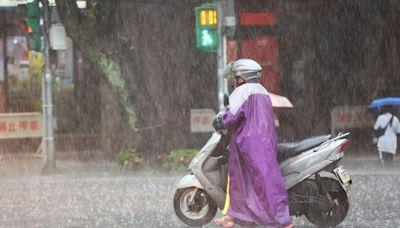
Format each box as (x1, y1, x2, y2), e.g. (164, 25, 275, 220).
(195, 3, 218, 52)
(196, 28, 218, 50)
(201, 29, 214, 46)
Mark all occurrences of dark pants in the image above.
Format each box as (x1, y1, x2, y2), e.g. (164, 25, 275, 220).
(381, 152, 394, 165)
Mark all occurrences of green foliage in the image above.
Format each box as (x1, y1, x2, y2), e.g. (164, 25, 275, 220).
(98, 54, 138, 130)
(161, 149, 198, 171)
(119, 35, 129, 44)
(26, 97, 42, 112)
(115, 145, 143, 170)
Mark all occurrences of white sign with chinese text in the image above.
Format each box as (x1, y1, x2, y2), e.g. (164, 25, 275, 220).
(0, 112, 42, 139)
(0, 0, 34, 7)
(190, 109, 216, 133)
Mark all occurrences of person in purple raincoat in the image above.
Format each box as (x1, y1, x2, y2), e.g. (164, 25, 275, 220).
(213, 59, 292, 228)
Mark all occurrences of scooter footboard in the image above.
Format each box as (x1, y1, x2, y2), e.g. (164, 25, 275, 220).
(203, 156, 227, 190)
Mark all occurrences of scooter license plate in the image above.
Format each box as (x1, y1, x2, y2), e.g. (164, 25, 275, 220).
(334, 166, 351, 185)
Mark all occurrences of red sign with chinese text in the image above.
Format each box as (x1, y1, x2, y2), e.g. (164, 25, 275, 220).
(190, 109, 216, 133)
(0, 113, 42, 139)
(331, 106, 374, 135)
(240, 35, 280, 94)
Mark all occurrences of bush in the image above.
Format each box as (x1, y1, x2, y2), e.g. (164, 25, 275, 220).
(161, 149, 198, 171)
(115, 145, 143, 170)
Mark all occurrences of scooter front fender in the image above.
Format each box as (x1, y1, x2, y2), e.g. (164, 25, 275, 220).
(176, 174, 204, 190)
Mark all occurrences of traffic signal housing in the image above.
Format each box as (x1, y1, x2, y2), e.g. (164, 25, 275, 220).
(19, 0, 41, 51)
(195, 3, 218, 52)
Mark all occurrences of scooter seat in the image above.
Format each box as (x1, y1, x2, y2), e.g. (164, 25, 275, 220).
(277, 135, 331, 162)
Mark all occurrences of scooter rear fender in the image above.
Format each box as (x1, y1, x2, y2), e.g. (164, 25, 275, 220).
(314, 170, 339, 180)
(176, 174, 204, 190)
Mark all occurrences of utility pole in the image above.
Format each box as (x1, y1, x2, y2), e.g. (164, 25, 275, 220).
(216, 1, 225, 111)
(1, 13, 9, 111)
(217, 0, 236, 111)
(2, 33, 8, 111)
(194, 1, 235, 111)
(42, 0, 56, 173)
(221, 0, 235, 97)
(194, 3, 223, 110)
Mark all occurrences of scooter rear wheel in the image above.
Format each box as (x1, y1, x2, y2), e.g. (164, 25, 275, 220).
(305, 178, 349, 227)
(173, 187, 218, 226)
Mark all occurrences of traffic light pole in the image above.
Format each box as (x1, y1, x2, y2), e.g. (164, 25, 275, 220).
(194, 2, 227, 111)
(217, 1, 226, 111)
(2, 33, 9, 110)
(42, 0, 56, 173)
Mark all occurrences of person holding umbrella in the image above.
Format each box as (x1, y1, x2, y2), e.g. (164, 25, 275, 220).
(373, 105, 400, 165)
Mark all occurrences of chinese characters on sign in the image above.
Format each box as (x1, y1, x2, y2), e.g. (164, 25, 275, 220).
(0, 120, 39, 132)
(330, 106, 373, 135)
(0, 113, 42, 139)
(190, 109, 216, 133)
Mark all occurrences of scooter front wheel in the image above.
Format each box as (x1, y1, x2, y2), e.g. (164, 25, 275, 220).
(173, 187, 218, 226)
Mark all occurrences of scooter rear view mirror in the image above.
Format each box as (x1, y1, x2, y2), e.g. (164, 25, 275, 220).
(223, 94, 229, 107)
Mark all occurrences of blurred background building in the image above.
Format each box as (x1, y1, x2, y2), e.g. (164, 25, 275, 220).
(0, 0, 399, 158)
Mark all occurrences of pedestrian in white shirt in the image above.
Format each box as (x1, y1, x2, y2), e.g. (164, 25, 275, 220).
(373, 106, 400, 165)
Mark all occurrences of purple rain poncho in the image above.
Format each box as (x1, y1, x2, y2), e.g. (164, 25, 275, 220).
(222, 83, 291, 227)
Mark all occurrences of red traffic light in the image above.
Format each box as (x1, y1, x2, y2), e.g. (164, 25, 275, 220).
(19, 21, 26, 31)
(19, 21, 33, 33)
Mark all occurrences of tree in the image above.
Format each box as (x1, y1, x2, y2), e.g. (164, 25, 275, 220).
(54, 0, 163, 158)
(54, 0, 218, 158)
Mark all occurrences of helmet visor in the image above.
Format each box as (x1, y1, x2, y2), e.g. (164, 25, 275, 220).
(223, 61, 235, 79)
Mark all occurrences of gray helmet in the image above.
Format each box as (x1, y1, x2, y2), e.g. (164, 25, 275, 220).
(223, 59, 262, 82)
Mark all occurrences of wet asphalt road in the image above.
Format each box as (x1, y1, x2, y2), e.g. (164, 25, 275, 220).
(0, 157, 400, 228)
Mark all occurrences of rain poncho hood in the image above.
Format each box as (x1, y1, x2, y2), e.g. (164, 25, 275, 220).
(222, 83, 291, 227)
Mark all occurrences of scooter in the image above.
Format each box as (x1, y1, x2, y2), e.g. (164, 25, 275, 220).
(173, 131, 352, 227)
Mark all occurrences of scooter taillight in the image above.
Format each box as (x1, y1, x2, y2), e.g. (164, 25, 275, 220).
(339, 140, 349, 153)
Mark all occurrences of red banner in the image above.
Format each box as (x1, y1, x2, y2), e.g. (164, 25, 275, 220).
(239, 12, 277, 26)
(240, 36, 279, 93)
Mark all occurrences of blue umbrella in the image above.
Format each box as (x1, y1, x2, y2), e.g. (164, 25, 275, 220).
(369, 97, 400, 113)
